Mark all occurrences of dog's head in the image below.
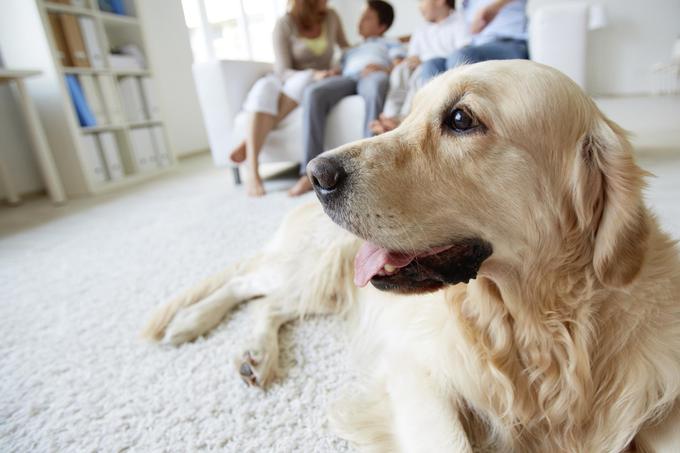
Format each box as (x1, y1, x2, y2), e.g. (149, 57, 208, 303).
(308, 60, 648, 294)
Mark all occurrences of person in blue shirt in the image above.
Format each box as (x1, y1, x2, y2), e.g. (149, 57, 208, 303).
(340, 35, 405, 79)
(420, 0, 529, 82)
(289, 0, 403, 196)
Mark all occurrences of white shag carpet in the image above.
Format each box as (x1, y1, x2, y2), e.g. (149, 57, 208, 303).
(1, 154, 679, 452)
(0, 160, 353, 452)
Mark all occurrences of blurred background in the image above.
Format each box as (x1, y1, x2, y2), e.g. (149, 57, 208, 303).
(0, 0, 679, 203)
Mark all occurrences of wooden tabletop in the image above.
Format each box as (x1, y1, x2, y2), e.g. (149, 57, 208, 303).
(0, 69, 42, 83)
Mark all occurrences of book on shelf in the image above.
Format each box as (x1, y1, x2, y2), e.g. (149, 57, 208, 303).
(129, 127, 158, 172)
(48, 0, 88, 5)
(59, 14, 90, 67)
(98, 132, 125, 180)
(80, 134, 109, 183)
(140, 77, 161, 119)
(111, 0, 126, 15)
(65, 74, 96, 127)
(79, 75, 108, 125)
(98, 75, 126, 124)
(99, 0, 126, 15)
(98, 0, 114, 13)
(118, 76, 146, 122)
(47, 13, 73, 67)
(77, 16, 105, 69)
(108, 54, 142, 70)
(119, 44, 146, 67)
(150, 126, 171, 167)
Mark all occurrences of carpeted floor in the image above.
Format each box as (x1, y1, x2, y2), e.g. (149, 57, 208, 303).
(0, 158, 353, 452)
(1, 153, 679, 452)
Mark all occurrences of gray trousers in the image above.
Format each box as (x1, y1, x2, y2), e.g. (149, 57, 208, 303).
(301, 72, 388, 174)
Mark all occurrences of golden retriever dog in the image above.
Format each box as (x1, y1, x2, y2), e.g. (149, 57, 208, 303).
(143, 60, 680, 452)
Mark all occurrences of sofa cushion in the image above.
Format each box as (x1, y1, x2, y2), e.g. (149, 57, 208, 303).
(231, 95, 365, 164)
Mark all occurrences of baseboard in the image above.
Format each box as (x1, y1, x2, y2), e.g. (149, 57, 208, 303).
(177, 148, 210, 160)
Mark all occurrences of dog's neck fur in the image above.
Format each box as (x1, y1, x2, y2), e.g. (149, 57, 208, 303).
(451, 215, 680, 452)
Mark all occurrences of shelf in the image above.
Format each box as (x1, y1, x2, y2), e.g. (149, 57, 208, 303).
(111, 69, 151, 76)
(81, 121, 163, 133)
(44, 3, 95, 16)
(98, 11, 138, 26)
(61, 68, 152, 76)
(80, 124, 125, 134)
(61, 68, 152, 77)
(7, 0, 175, 198)
(127, 120, 162, 128)
(62, 67, 107, 75)
(0, 69, 42, 82)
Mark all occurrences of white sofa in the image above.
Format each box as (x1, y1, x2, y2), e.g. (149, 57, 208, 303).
(193, 2, 595, 183)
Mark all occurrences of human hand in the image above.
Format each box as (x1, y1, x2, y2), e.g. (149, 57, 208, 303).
(369, 118, 385, 135)
(405, 55, 421, 70)
(313, 70, 332, 81)
(471, 0, 505, 34)
(361, 64, 388, 77)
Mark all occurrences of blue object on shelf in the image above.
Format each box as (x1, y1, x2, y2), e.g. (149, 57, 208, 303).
(65, 75, 96, 127)
(98, 0, 114, 13)
(110, 0, 126, 15)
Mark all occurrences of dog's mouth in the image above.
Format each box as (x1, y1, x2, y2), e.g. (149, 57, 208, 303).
(354, 239, 493, 294)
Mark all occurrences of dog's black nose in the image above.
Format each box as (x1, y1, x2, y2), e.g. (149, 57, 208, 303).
(307, 157, 346, 193)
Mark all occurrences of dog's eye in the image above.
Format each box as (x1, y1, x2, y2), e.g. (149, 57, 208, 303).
(445, 108, 479, 133)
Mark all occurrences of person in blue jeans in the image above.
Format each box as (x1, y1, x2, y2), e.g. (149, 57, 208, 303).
(289, 0, 403, 196)
(420, 0, 529, 83)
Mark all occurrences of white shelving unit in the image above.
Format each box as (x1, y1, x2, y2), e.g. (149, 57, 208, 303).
(0, 0, 175, 198)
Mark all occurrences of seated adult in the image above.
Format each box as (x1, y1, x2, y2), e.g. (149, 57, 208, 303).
(289, 0, 401, 196)
(230, 0, 349, 197)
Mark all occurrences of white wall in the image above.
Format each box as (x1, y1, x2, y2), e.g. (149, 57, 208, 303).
(530, 0, 680, 96)
(334, 0, 680, 96)
(0, 85, 44, 198)
(137, 0, 209, 156)
(0, 5, 44, 199)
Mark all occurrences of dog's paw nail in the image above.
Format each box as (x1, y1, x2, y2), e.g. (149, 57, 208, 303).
(239, 360, 260, 386)
(240, 362, 254, 377)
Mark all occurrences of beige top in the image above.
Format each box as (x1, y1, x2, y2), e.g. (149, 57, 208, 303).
(272, 8, 349, 78)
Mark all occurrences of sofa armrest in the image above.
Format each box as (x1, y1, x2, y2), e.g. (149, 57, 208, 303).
(192, 60, 273, 166)
(529, 3, 589, 88)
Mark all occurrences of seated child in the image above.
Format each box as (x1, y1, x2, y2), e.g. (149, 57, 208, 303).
(340, 30, 405, 80)
(289, 0, 403, 196)
(371, 0, 469, 134)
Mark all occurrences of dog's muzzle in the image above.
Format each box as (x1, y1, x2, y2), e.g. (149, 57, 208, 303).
(307, 156, 347, 202)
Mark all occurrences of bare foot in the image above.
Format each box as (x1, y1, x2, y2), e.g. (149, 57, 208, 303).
(379, 115, 400, 133)
(229, 141, 247, 164)
(374, 114, 401, 135)
(288, 176, 313, 197)
(369, 119, 385, 135)
(246, 177, 266, 197)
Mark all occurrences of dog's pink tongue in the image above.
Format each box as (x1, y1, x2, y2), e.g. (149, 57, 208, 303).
(354, 242, 415, 287)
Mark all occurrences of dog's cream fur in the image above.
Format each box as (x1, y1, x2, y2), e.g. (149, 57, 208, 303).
(143, 61, 680, 452)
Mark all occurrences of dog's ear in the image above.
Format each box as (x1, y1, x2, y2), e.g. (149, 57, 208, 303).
(571, 117, 649, 288)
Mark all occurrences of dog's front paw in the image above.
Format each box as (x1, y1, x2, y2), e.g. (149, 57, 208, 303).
(163, 306, 213, 345)
(236, 349, 278, 388)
